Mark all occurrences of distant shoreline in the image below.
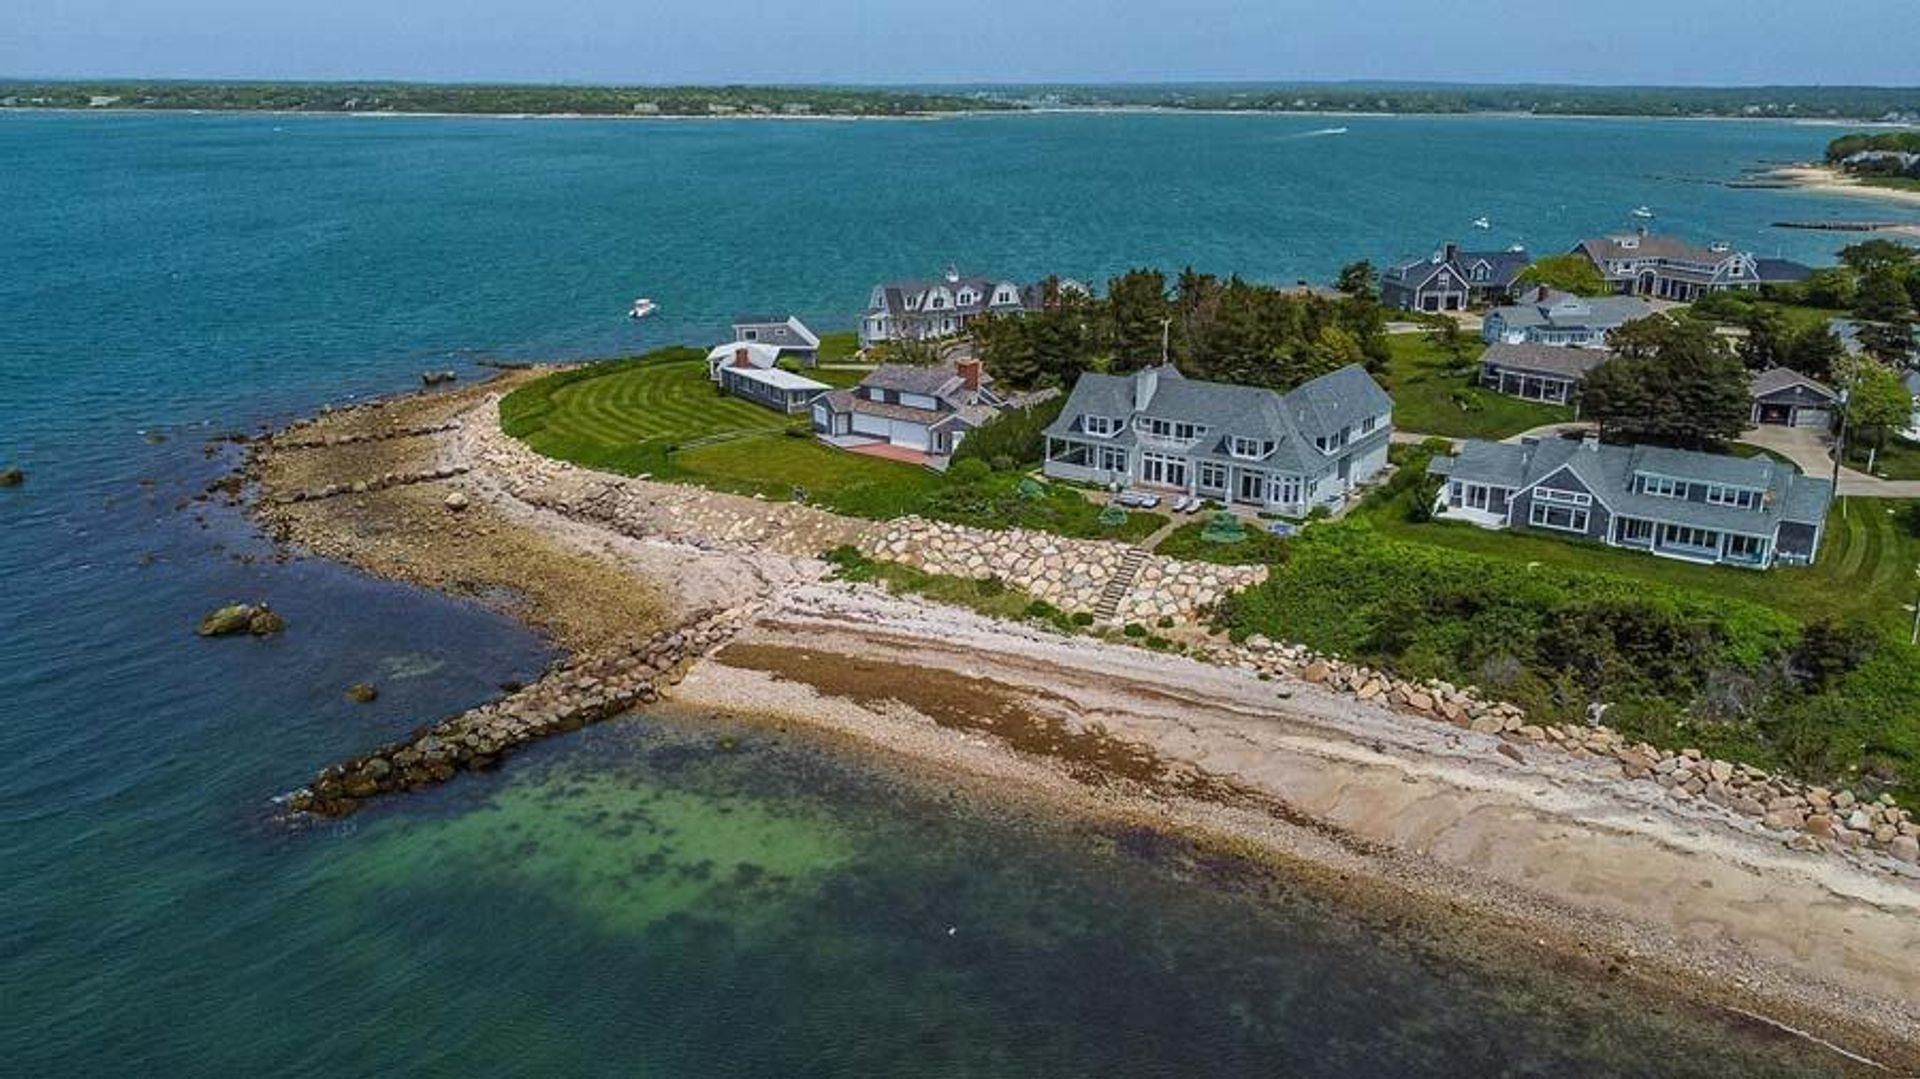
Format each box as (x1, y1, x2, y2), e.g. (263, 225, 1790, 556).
(7, 103, 1918, 127)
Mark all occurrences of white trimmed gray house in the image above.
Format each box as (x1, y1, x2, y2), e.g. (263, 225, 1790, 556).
(1428, 435, 1833, 569)
(706, 342, 829, 414)
(812, 358, 1003, 466)
(1041, 364, 1393, 515)
(730, 315, 820, 364)
(859, 268, 1087, 346)
(1380, 243, 1531, 312)
(1479, 341, 1614, 405)
(1569, 233, 1805, 302)
(1481, 287, 1656, 347)
(1748, 367, 1838, 429)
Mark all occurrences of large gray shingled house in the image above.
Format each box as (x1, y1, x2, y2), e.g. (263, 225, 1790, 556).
(1381, 243, 1531, 312)
(1428, 435, 1832, 569)
(1042, 364, 1393, 514)
(859, 267, 1086, 346)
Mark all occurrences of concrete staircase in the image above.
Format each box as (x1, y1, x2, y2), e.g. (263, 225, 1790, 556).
(1094, 546, 1150, 623)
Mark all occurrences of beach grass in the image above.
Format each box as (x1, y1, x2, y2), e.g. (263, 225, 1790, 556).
(1378, 333, 1572, 440)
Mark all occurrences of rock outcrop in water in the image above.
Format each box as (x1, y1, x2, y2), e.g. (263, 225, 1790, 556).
(0, 467, 23, 487)
(197, 603, 286, 637)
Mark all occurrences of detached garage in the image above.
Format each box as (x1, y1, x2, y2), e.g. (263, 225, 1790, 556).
(1749, 367, 1838, 429)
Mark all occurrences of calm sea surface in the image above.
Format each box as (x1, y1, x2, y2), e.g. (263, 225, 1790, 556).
(3, 111, 1913, 1076)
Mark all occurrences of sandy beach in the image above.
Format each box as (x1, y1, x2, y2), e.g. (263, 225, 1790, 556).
(1767, 164, 1920, 215)
(251, 373, 1920, 1071)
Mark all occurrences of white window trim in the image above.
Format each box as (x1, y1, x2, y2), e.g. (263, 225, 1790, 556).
(1529, 501, 1590, 533)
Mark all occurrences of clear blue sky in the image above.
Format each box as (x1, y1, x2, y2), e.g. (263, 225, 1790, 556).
(4, 0, 1918, 85)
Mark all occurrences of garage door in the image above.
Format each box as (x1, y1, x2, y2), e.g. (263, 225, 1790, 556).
(1793, 407, 1830, 429)
(888, 421, 930, 451)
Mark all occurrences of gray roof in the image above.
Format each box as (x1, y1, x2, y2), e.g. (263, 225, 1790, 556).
(1432, 437, 1832, 534)
(1752, 258, 1815, 284)
(1480, 341, 1614, 380)
(1576, 233, 1735, 267)
(1749, 366, 1837, 402)
(1044, 363, 1391, 476)
(1487, 289, 1655, 334)
(1385, 245, 1531, 291)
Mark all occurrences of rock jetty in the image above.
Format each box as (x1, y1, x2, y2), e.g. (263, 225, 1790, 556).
(285, 609, 748, 817)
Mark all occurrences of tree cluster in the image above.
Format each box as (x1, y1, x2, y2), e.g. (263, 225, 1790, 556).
(1581, 317, 1752, 449)
(972, 265, 1390, 392)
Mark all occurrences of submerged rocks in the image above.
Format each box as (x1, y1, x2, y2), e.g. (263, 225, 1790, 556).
(346, 682, 379, 703)
(197, 603, 287, 637)
(0, 467, 23, 488)
(421, 370, 458, 386)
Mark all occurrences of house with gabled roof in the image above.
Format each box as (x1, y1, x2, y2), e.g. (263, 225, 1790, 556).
(811, 358, 1004, 466)
(1481, 286, 1656, 347)
(858, 267, 1086, 347)
(1041, 364, 1393, 515)
(730, 315, 820, 364)
(1479, 341, 1614, 405)
(1572, 231, 1769, 302)
(1748, 367, 1838, 429)
(1381, 243, 1531, 313)
(1428, 434, 1832, 569)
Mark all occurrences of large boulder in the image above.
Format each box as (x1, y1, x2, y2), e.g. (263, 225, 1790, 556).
(197, 604, 259, 637)
(346, 682, 379, 703)
(0, 467, 22, 488)
(247, 606, 287, 636)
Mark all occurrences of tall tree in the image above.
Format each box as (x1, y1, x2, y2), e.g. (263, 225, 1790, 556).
(1736, 306, 1793, 370)
(1854, 267, 1916, 364)
(1514, 254, 1610, 297)
(1336, 260, 1378, 300)
(1836, 357, 1912, 454)
(1837, 239, 1918, 276)
(1580, 358, 1656, 442)
(1785, 326, 1846, 382)
(1104, 268, 1172, 372)
(1587, 319, 1749, 448)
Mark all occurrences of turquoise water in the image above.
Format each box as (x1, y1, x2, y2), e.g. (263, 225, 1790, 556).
(3, 111, 1912, 1076)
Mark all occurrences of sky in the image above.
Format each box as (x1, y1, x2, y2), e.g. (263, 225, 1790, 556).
(3, 0, 1918, 86)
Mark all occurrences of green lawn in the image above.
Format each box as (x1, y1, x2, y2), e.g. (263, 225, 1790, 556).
(817, 331, 861, 362)
(501, 350, 1163, 538)
(1843, 437, 1920, 482)
(1379, 334, 1572, 440)
(1860, 176, 1920, 193)
(1154, 519, 1295, 565)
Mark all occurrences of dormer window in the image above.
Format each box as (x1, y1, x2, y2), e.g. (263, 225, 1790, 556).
(1230, 437, 1270, 460)
(957, 290, 975, 305)
(1083, 415, 1118, 437)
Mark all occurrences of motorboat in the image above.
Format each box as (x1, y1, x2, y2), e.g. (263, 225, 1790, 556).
(1631, 206, 1655, 219)
(1471, 216, 1491, 230)
(628, 297, 658, 319)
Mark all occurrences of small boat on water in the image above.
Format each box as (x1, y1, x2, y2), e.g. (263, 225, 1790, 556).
(1631, 205, 1655, 219)
(628, 297, 658, 320)
(1471, 216, 1491, 230)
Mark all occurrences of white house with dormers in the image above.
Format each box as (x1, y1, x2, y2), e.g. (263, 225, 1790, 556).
(858, 267, 1084, 347)
(1041, 364, 1393, 514)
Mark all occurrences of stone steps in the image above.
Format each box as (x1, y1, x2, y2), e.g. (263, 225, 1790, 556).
(1094, 546, 1150, 622)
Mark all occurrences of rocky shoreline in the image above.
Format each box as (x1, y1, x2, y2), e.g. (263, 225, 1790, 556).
(245, 369, 1920, 1064)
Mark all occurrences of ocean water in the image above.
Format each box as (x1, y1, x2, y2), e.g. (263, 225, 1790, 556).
(3, 110, 1914, 1076)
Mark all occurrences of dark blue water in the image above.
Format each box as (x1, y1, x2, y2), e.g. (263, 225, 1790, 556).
(3, 111, 1909, 1076)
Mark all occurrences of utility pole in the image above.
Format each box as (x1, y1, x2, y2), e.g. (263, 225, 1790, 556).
(1830, 383, 1851, 521)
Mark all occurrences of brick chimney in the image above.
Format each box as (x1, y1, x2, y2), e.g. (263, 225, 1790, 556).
(1443, 242, 1459, 263)
(733, 347, 753, 368)
(957, 357, 982, 390)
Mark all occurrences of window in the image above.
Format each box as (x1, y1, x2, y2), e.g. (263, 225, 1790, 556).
(1099, 447, 1128, 473)
(1198, 462, 1228, 491)
(1315, 428, 1350, 453)
(958, 291, 975, 305)
(1359, 415, 1377, 435)
(1617, 517, 1654, 543)
(1533, 487, 1591, 508)
(1726, 534, 1766, 561)
(1659, 524, 1720, 551)
(1141, 453, 1188, 488)
(1083, 415, 1118, 438)
(1274, 476, 1303, 505)
(1529, 500, 1589, 533)
(1640, 475, 1683, 499)
(1231, 437, 1267, 460)
(1236, 470, 1266, 503)
(743, 329, 759, 340)
(1704, 485, 1758, 509)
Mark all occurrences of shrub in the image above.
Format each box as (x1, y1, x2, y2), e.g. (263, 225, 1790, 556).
(950, 395, 1067, 470)
(1156, 616, 1174, 629)
(989, 454, 1016, 473)
(1070, 611, 1095, 626)
(1123, 622, 1148, 638)
(976, 575, 1007, 597)
(949, 457, 992, 484)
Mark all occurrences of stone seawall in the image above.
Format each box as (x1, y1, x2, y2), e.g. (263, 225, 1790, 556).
(861, 516, 1267, 622)
(285, 609, 750, 817)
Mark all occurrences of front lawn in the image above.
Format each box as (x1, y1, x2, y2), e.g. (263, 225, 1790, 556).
(1154, 519, 1295, 565)
(1843, 437, 1920, 481)
(501, 350, 1163, 539)
(1378, 334, 1572, 440)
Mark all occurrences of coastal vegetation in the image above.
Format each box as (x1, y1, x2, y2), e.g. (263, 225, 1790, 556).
(1221, 494, 1920, 802)
(1579, 317, 1753, 449)
(0, 81, 1005, 117)
(1009, 83, 1920, 120)
(972, 266, 1390, 391)
(1825, 130, 1920, 190)
(499, 350, 1162, 539)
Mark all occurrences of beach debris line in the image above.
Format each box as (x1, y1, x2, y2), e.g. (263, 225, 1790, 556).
(197, 603, 287, 638)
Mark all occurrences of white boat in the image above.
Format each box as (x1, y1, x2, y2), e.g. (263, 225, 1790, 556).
(628, 297, 658, 320)
(1630, 206, 1655, 219)
(1471, 216, 1491, 230)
